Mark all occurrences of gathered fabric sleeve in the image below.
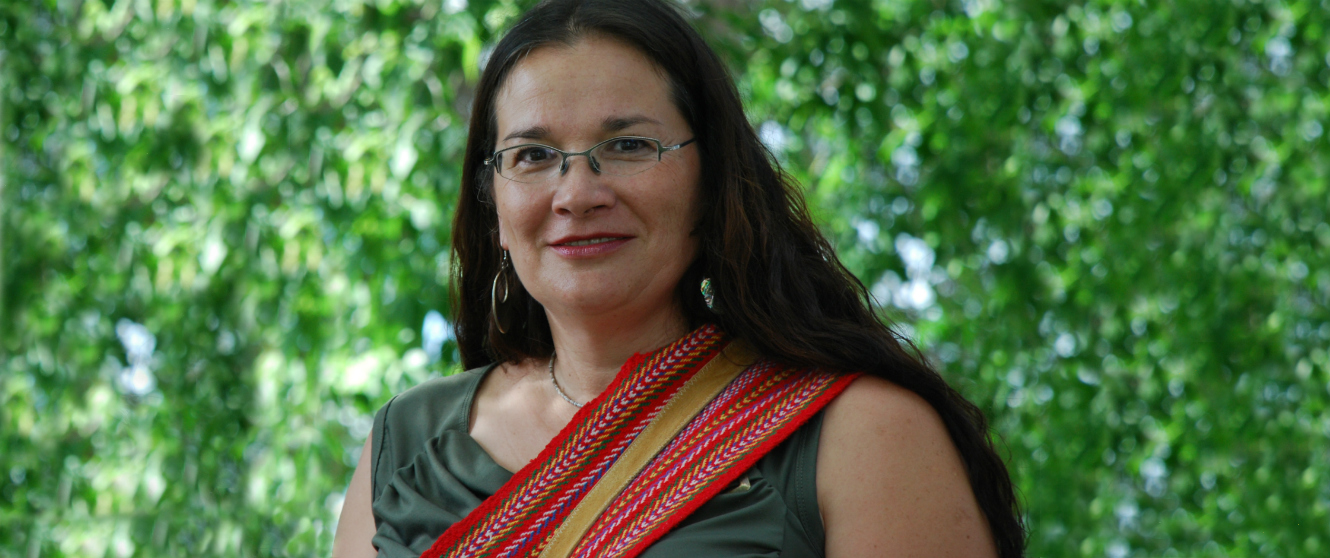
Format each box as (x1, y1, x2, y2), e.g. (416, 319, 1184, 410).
(367, 367, 510, 558)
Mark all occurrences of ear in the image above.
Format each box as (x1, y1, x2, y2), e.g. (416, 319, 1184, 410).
(496, 212, 509, 251)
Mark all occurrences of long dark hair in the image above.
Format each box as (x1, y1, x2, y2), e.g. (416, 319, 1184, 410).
(450, 0, 1024, 554)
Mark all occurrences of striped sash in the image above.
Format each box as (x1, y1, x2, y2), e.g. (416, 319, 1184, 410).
(421, 325, 859, 558)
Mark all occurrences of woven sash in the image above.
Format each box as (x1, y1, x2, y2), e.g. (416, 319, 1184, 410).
(420, 324, 860, 558)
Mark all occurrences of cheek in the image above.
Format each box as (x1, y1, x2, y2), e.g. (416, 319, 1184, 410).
(664, 161, 703, 234)
(647, 178, 702, 255)
(493, 186, 541, 244)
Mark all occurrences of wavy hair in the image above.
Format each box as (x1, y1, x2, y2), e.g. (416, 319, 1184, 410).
(449, 0, 1025, 554)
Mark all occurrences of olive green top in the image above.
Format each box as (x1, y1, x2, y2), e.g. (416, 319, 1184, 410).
(370, 364, 827, 558)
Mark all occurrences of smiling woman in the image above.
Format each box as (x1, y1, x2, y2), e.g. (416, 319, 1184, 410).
(331, 1, 1023, 557)
(490, 37, 703, 339)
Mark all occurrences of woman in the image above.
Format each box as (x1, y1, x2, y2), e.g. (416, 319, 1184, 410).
(333, 0, 1023, 556)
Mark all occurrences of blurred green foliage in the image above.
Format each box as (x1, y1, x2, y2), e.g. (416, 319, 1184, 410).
(1, 0, 1327, 556)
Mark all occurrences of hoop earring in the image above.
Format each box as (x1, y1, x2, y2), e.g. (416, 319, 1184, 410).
(491, 250, 512, 334)
(700, 276, 717, 312)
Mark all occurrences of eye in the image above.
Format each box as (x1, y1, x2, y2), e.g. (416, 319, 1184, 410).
(607, 138, 651, 154)
(514, 146, 557, 165)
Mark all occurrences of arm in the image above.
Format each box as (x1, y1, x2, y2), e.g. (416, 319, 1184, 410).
(332, 435, 378, 558)
(819, 376, 996, 557)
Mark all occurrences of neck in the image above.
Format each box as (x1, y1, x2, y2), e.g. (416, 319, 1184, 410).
(544, 301, 691, 403)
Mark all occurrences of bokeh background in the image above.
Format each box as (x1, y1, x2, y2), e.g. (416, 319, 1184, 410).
(3, 0, 1328, 556)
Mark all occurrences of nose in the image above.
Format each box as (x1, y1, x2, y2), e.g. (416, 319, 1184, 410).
(559, 152, 601, 175)
(551, 155, 615, 217)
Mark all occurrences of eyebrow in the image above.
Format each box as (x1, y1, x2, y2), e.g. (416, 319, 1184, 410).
(499, 115, 662, 143)
(601, 115, 661, 132)
(502, 125, 551, 143)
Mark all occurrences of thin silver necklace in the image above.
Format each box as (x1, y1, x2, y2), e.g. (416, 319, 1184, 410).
(548, 352, 584, 408)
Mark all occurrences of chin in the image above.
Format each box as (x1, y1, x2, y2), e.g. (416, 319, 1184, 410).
(557, 287, 640, 315)
(541, 277, 672, 318)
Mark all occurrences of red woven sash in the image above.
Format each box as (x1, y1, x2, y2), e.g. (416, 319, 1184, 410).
(421, 325, 859, 558)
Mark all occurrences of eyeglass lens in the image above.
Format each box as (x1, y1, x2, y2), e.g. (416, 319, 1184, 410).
(495, 137, 662, 183)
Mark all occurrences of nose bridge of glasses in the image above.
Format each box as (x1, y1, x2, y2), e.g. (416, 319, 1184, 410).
(558, 149, 601, 175)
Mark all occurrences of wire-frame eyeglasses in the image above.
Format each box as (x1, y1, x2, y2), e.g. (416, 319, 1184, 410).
(484, 136, 696, 184)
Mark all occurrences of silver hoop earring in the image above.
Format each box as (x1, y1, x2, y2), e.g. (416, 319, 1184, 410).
(491, 251, 512, 334)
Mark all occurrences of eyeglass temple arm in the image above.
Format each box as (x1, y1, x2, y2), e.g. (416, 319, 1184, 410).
(661, 138, 696, 152)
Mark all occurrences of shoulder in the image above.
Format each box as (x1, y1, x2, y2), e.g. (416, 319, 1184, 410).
(369, 364, 496, 499)
(381, 365, 492, 418)
(817, 375, 996, 557)
(374, 365, 494, 453)
(820, 374, 946, 444)
(817, 376, 958, 492)
(385, 365, 491, 415)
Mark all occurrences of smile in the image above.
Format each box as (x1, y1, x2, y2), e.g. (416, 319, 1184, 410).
(549, 235, 633, 259)
(561, 237, 623, 246)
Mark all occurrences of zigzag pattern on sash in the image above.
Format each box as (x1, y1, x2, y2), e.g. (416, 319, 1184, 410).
(422, 325, 727, 558)
(568, 361, 856, 558)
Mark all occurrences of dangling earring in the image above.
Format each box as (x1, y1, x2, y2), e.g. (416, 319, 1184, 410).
(491, 250, 512, 334)
(700, 277, 717, 312)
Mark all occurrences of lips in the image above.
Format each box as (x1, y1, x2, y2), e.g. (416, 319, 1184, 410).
(550, 234, 633, 246)
(548, 234, 633, 258)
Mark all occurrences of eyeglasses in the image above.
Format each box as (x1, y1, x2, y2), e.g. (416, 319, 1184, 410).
(484, 136, 696, 184)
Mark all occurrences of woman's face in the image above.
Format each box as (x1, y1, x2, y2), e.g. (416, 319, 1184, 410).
(492, 35, 701, 324)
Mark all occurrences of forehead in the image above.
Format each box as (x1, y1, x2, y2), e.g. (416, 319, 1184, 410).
(494, 36, 684, 142)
